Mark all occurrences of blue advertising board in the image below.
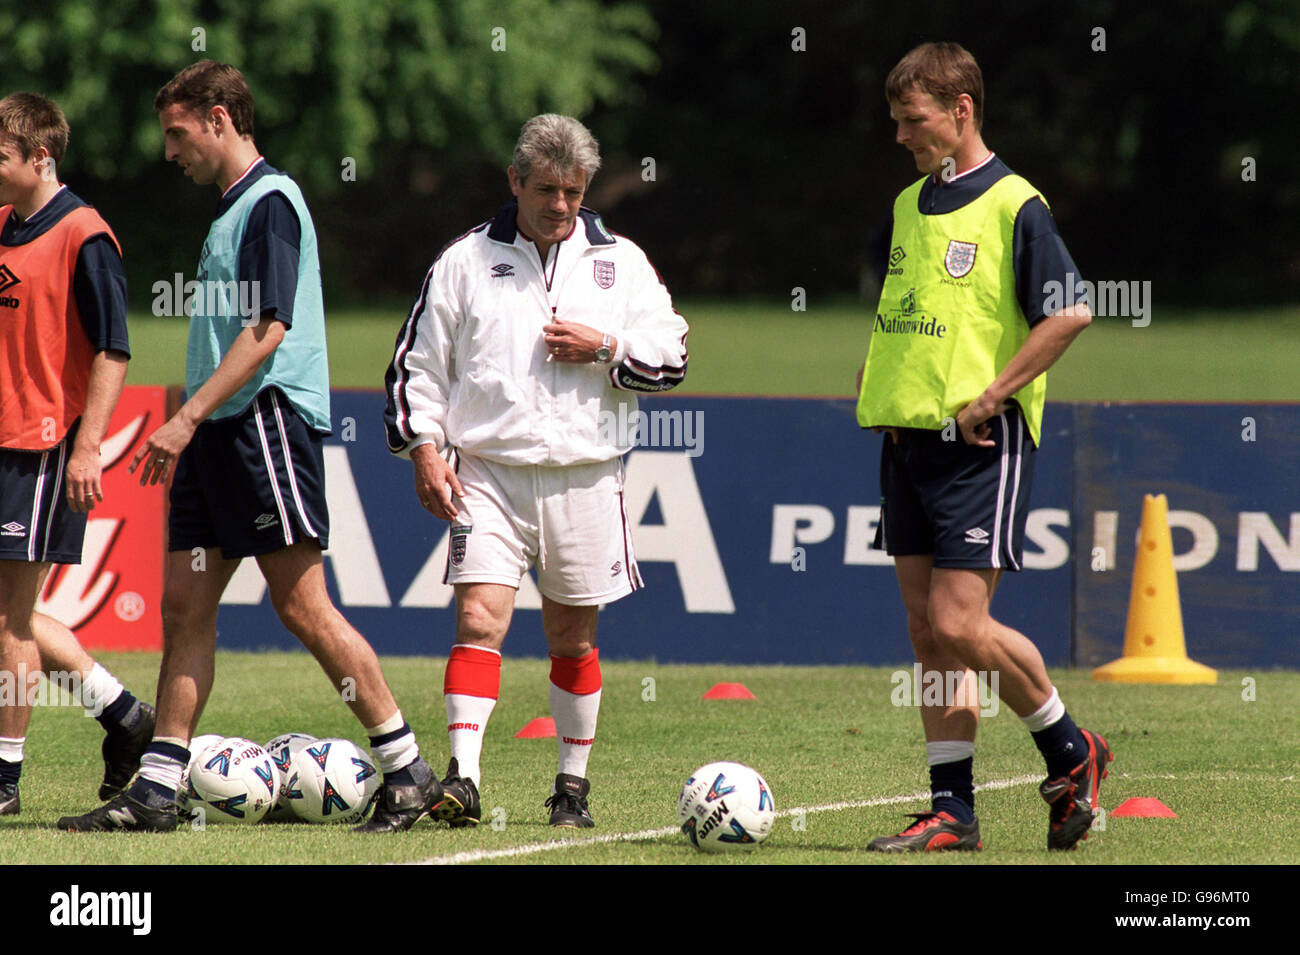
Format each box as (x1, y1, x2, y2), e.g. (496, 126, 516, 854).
(213, 393, 1296, 667)
(215, 392, 1075, 665)
(1072, 403, 1300, 669)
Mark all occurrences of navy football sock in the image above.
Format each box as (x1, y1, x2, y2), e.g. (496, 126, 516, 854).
(95, 689, 138, 732)
(383, 763, 416, 787)
(0, 757, 20, 788)
(930, 757, 976, 823)
(1031, 710, 1089, 779)
(130, 776, 178, 805)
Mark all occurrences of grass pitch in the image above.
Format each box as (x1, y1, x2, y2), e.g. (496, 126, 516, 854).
(124, 301, 1300, 401)
(37, 303, 1294, 871)
(5, 652, 1297, 866)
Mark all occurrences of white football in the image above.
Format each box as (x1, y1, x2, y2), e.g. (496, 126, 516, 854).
(261, 733, 318, 822)
(677, 761, 776, 851)
(285, 738, 380, 824)
(178, 733, 227, 813)
(187, 737, 280, 824)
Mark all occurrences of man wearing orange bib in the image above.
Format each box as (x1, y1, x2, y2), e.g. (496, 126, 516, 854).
(0, 93, 154, 817)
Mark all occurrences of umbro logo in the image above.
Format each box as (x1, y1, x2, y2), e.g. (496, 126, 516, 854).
(610, 560, 622, 577)
(0, 264, 19, 292)
(965, 527, 990, 545)
(490, 263, 515, 278)
(888, 246, 905, 275)
(1, 521, 25, 536)
(254, 513, 279, 530)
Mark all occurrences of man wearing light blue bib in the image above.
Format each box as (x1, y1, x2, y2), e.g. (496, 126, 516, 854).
(59, 61, 444, 835)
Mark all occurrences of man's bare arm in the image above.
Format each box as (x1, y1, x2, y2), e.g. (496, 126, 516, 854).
(66, 350, 130, 512)
(131, 315, 286, 484)
(956, 304, 1091, 446)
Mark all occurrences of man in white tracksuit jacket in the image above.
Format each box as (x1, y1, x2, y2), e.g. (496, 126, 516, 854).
(384, 114, 689, 829)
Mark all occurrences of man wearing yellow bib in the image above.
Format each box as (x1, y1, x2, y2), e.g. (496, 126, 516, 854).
(857, 43, 1110, 852)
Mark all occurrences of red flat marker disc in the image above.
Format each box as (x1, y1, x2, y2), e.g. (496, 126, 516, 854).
(514, 717, 556, 738)
(1111, 797, 1177, 818)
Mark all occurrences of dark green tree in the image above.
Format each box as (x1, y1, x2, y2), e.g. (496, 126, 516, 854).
(1, 0, 658, 189)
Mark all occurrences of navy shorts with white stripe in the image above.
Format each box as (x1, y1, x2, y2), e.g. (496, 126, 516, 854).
(168, 387, 330, 558)
(873, 406, 1036, 571)
(0, 419, 88, 564)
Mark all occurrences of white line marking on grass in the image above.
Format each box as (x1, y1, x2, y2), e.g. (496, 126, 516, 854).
(406, 774, 1040, 866)
(1118, 772, 1297, 782)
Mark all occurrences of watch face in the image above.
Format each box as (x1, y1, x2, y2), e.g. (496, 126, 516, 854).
(595, 346, 612, 362)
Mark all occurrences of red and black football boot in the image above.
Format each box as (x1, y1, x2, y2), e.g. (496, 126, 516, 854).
(1040, 728, 1113, 851)
(867, 811, 982, 851)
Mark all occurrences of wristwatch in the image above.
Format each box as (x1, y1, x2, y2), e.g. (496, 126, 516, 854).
(594, 333, 613, 363)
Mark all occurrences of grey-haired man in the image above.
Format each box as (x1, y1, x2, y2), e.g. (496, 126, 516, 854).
(385, 114, 688, 829)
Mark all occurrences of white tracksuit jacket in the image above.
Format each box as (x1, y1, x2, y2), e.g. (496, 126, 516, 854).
(384, 202, 689, 466)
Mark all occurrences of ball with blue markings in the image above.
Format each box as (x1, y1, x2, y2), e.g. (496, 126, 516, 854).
(285, 738, 380, 824)
(188, 737, 280, 824)
(677, 761, 775, 852)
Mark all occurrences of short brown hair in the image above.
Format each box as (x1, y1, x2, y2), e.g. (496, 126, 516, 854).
(0, 92, 70, 162)
(885, 42, 984, 130)
(154, 60, 255, 137)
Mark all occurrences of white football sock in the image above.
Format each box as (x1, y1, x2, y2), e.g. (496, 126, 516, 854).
(926, 740, 976, 765)
(79, 662, 125, 718)
(550, 684, 601, 779)
(446, 693, 497, 785)
(1020, 687, 1065, 732)
(366, 711, 420, 775)
(138, 751, 186, 794)
(0, 736, 24, 763)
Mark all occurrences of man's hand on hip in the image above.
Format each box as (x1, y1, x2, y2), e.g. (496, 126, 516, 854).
(955, 393, 1009, 448)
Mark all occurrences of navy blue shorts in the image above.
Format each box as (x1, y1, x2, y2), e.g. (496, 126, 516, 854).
(873, 408, 1036, 570)
(168, 388, 330, 558)
(0, 420, 86, 564)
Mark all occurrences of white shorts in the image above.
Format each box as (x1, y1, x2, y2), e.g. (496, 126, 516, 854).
(444, 452, 643, 606)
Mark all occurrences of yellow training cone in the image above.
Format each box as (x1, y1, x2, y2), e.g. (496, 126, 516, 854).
(1092, 494, 1216, 684)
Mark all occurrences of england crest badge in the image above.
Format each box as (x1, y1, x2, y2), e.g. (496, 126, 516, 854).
(450, 524, 472, 567)
(593, 260, 615, 289)
(944, 240, 977, 278)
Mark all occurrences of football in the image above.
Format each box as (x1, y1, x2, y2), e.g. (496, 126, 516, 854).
(285, 738, 380, 824)
(178, 733, 227, 814)
(188, 737, 280, 824)
(261, 732, 318, 822)
(677, 761, 775, 851)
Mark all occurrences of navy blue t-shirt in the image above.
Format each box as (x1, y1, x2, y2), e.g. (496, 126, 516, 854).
(0, 187, 130, 355)
(215, 159, 302, 327)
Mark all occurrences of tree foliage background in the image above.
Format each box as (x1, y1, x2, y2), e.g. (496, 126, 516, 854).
(2, 0, 1297, 307)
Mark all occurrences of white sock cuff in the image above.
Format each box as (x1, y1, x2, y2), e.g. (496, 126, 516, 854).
(1020, 687, 1065, 732)
(452, 643, 501, 657)
(138, 750, 185, 792)
(366, 710, 405, 737)
(370, 732, 419, 776)
(80, 662, 124, 715)
(0, 736, 25, 762)
(926, 740, 975, 766)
